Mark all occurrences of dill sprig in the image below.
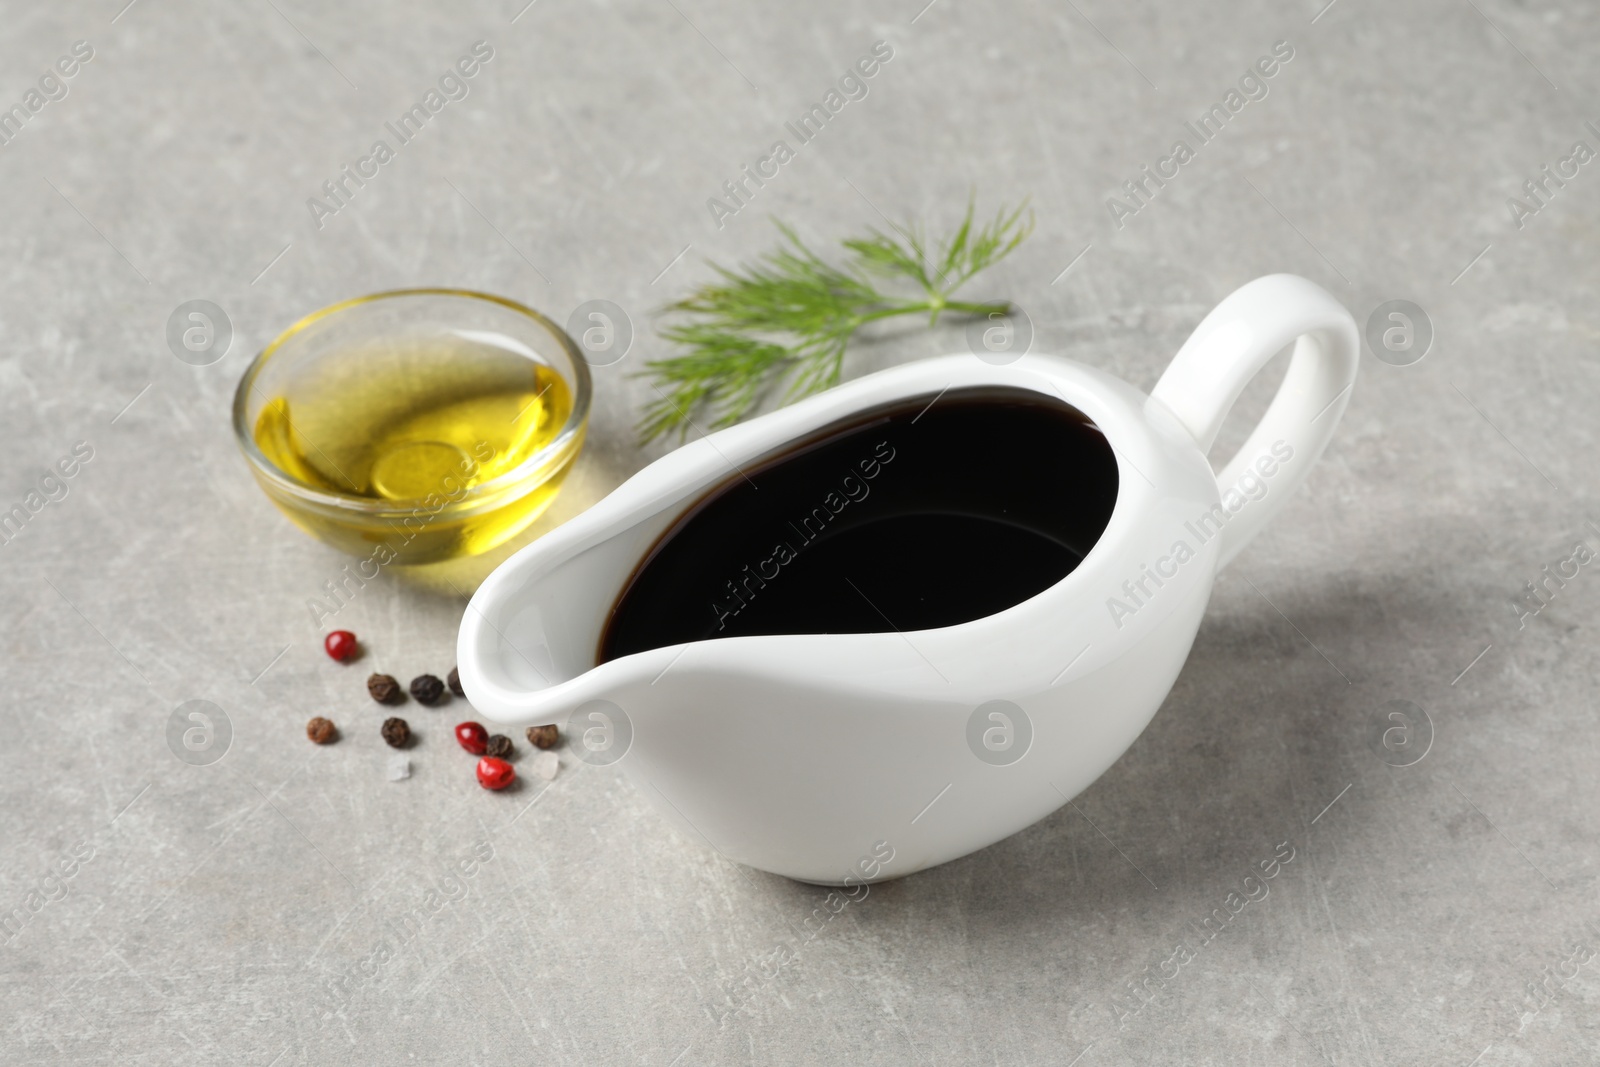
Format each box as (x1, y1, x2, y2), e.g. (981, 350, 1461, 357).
(638, 198, 1034, 443)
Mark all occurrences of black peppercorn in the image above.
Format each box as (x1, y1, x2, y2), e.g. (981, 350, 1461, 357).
(381, 717, 411, 748)
(485, 734, 513, 759)
(367, 673, 403, 704)
(447, 666, 464, 697)
(526, 724, 558, 750)
(306, 717, 338, 744)
(410, 674, 446, 705)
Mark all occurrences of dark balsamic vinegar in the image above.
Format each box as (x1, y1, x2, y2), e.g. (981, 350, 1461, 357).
(598, 387, 1119, 662)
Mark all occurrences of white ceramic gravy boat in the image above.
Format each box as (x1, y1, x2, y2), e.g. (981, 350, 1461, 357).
(458, 274, 1359, 884)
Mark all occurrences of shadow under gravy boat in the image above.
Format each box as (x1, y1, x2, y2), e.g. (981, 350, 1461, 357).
(457, 274, 1360, 884)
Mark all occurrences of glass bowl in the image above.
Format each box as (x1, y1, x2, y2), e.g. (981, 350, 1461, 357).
(232, 289, 591, 565)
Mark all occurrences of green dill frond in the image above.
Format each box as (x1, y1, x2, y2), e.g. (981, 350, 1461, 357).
(638, 196, 1033, 443)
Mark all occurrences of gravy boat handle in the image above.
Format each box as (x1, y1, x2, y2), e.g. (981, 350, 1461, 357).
(1150, 273, 1359, 569)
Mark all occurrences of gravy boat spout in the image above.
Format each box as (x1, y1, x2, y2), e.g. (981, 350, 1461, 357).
(458, 274, 1360, 885)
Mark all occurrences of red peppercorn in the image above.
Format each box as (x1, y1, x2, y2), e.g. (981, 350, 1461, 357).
(324, 631, 358, 662)
(455, 721, 489, 755)
(476, 757, 515, 790)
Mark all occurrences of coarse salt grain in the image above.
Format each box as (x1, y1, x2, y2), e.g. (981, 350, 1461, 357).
(531, 751, 559, 781)
(387, 755, 411, 781)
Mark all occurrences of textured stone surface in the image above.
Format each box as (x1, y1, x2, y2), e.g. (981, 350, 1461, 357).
(3, 0, 1599, 1064)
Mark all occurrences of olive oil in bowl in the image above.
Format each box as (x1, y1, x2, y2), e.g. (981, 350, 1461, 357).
(235, 290, 591, 565)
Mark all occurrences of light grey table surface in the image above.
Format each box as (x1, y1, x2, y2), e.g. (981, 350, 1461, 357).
(4, 0, 1599, 1064)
